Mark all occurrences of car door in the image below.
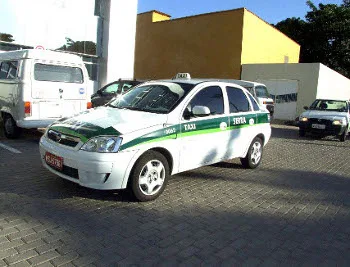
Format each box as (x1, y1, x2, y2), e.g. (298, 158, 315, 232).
(225, 86, 258, 159)
(178, 85, 230, 172)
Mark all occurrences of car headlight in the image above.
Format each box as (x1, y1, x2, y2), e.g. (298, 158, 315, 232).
(81, 136, 123, 153)
(300, 116, 308, 122)
(333, 119, 345, 126)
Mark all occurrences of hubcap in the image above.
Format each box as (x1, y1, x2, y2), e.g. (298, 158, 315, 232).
(4, 118, 14, 135)
(250, 141, 262, 165)
(138, 160, 165, 196)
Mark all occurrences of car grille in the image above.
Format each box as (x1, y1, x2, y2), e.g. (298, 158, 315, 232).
(47, 130, 80, 148)
(48, 164, 79, 179)
(309, 118, 332, 126)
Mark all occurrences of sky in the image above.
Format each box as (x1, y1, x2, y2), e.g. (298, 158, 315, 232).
(0, 0, 345, 49)
(138, 0, 344, 24)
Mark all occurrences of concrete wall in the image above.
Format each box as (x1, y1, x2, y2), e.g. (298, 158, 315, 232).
(134, 9, 245, 80)
(98, 0, 138, 87)
(241, 63, 320, 118)
(317, 64, 350, 101)
(241, 10, 300, 64)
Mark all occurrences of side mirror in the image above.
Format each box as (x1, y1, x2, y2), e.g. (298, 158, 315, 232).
(303, 106, 309, 110)
(192, 106, 211, 117)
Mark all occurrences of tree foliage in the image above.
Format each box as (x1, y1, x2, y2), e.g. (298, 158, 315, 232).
(275, 0, 350, 78)
(0, 33, 15, 42)
(57, 37, 96, 55)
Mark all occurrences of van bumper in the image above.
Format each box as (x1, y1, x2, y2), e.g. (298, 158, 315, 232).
(17, 119, 57, 129)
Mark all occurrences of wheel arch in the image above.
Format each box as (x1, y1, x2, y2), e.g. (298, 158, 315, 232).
(242, 133, 265, 158)
(122, 146, 174, 189)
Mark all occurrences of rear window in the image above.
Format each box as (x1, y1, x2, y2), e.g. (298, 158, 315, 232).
(34, 64, 84, 83)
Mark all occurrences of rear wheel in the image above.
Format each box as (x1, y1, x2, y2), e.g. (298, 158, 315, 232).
(129, 151, 169, 202)
(3, 114, 21, 139)
(240, 137, 263, 169)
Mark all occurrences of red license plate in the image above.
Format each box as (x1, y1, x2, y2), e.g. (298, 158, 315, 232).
(45, 152, 63, 170)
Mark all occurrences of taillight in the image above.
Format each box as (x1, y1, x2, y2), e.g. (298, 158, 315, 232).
(24, 102, 31, 117)
(87, 102, 92, 109)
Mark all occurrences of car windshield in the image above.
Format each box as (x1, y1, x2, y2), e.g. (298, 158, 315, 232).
(255, 86, 270, 98)
(107, 82, 195, 114)
(309, 100, 348, 112)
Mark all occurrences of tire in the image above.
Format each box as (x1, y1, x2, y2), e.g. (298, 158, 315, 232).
(129, 151, 169, 202)
(339, 128, 348, 142)
(3, 114, 21, 139)
(299, 128, 306, 137)
(240, 137, 263, 169)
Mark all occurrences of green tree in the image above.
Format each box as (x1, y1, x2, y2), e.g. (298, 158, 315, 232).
(275, 1, 350, 78)
(57, 37, 96, 55)
(0, 33, 15, 42)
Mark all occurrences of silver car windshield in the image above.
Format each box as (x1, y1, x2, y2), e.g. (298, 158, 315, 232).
(309, 100, 348, 112)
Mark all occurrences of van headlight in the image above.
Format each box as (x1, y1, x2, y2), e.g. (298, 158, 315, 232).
(81, 136, 123, 153)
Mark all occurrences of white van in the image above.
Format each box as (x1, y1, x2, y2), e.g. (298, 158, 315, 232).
(222, 80, 275, 116)
(0, 49, 91, 138)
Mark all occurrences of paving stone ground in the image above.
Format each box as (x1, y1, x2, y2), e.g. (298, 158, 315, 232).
(0, 125, 349, 266)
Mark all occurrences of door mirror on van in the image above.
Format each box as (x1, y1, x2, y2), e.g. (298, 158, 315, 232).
(303, 106, 309, 110)
(192, 106, 211, 117)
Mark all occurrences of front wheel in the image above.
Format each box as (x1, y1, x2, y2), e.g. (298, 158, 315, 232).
(240, 137, 263, 169)
(3, 114, 21, 139)
(129, 151, 169, 202)
(339, 128, 348, 142)
(299, 128, 306, 137)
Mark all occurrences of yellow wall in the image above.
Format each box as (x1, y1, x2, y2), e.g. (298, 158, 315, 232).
(135, 9, 300, 80)
(135, 10, 245, 79)
(241, 10, 300, 64)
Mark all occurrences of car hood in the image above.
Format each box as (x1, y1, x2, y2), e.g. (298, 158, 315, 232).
(302, 110, 348, 120)
(49, 107, 167, 142)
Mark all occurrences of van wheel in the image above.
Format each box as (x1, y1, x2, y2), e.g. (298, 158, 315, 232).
(240, 137, 263, 169)
(130, 151, 169, 202)
(3, 114, 21, 139)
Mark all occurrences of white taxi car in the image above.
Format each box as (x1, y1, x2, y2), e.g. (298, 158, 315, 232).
(39, 74, 271, 201)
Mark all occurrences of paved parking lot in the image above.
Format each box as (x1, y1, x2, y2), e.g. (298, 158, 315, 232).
(0, 125, 349, 266)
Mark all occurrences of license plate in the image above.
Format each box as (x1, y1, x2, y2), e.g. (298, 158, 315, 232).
(312, 124, 326, 129)
(45, 152, 63, 170)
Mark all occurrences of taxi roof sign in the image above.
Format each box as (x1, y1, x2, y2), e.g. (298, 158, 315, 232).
(173, 73, 191, 80)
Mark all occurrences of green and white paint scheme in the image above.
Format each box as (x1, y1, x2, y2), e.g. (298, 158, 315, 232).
(39, 79, 271, 201)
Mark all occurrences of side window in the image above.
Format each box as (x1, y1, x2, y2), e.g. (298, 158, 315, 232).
(121, 82, 136, 94)
(186, 86, 224, 118)
(247, 93, 260, 111)
(226, 86, 251, 113)
(103, 83, 120, 94)
(0, 62, 9, 79)
(7, 61, 18, 79)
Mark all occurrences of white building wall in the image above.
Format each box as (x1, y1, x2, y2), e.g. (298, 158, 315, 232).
(242, 63, 320, 119)
(316, 64, 350, 101)
(97, 0, 138, 87)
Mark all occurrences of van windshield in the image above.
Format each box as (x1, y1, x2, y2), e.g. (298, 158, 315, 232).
(255, 86, 270, 98)
(34, 64, 84, 83)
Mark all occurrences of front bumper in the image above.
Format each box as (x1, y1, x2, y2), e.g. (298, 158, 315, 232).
(39, 135, 138, 190)
(299, 120, 347, 136)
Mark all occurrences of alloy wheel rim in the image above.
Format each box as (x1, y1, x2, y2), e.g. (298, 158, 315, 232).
(138, 160, 165, 196)
(250, 141, 262, 165)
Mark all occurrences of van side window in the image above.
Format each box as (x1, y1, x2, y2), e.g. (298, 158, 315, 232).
(226, 87, 251, 113)
(0, 61, 18, 80)
(247, 93, 260, 111)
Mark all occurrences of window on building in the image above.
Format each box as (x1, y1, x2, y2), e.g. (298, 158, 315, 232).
(226, 86, 251, 113)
